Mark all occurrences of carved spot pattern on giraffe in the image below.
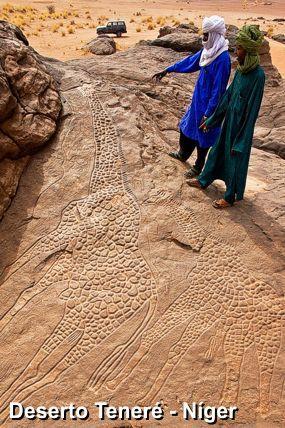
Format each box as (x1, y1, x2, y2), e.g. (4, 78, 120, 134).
(0, 84, 157, 413)
(109, 193, 283, 413)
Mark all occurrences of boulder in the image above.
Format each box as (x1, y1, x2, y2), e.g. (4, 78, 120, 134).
(273, 18, 285, 22)
(253, 126, 285, 159)
(85, 35, 116, 55)
(226, 24, 239, 52)
(259, 39, 281, 86)
(158, 23, 199, 38)
(150, 32, 202, 52)
(0, 21, 61, 219)
(272, 34, 285, 44)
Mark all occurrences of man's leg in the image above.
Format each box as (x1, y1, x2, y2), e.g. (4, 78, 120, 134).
(169, 130, 196, 162)
(195, 146, 209, 172)
(185, 145, 209, 178)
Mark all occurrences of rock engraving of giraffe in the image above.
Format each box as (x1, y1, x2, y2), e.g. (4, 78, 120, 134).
(0, 84, 157, 420)
(106, 191, 284, 417)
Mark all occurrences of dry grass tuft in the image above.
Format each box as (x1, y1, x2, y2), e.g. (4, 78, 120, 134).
(52, 23, 59, 32)
(47, 5, 55, 14)
(147, 22, 156, 30)
(267, 25, 274, 37)
(156, 16, 166, 25)
(172, 18, 180, 26)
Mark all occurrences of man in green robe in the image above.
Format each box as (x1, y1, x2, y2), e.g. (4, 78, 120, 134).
(187, 25, 265, 208)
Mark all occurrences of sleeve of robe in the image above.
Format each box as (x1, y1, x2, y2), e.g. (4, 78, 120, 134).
(204, 72, 237, 128)
(232, 72, 265, 153)
(166, 50, 202, 73)
(204, 56, 231, 117)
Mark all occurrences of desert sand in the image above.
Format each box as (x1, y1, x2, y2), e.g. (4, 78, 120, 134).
(1, 0, 285, 75)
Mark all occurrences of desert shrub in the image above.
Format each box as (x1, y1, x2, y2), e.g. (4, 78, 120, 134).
(147, 23, 155, 30)
(47, 5, 55, 14)
(61, 30, 66, 36)
(3, 3, 14, 14)
(52, 23, 59, 32)
(130, 18, 135, 23)
(156, 16, 166, 25)
(68, 26, 75, 33)
(172, 19, 180, 26)
(142, 16, 153, 24)
(267, 25, 274, 37)
(136, 26, 141, 32)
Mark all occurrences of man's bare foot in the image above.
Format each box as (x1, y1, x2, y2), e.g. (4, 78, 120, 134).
(186, 178, 203, 189)
(212, 199, 232, 209)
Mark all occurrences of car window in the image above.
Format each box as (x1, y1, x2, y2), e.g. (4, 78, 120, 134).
(107, 22, 112, 27)
(118, 21, 124, 25)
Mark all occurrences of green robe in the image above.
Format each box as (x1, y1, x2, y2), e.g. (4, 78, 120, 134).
(198, 66, 265, 204)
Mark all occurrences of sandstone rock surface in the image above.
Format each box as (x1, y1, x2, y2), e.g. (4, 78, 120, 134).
(84, 35, 116, 55)
(0, 27, 284, 428)
(0, 21, 61, 220)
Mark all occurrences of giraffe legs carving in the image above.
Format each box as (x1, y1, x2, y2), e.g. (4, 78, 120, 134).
(88, 298, 156, 392)
(0, 328, 83, 419)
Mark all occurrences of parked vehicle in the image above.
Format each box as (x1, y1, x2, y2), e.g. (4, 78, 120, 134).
(96, 20, 127, 37)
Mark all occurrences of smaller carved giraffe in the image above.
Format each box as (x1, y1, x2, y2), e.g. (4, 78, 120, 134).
(105, 192, 283, 417)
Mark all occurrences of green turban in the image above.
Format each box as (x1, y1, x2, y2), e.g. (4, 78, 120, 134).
(236, 25, 264, 74)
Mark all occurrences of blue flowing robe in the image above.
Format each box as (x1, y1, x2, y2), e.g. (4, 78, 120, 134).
(166, 49, 231, 148)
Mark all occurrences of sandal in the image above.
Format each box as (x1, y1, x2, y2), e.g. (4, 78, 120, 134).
(184, 166, 200, 179)
(186, 178, 203, 189)
(212, 199, 232, 209)
(168, 151, 186, 162)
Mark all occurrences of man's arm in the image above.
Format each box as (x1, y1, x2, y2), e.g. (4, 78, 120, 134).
(166, 50, 202, 73)
(153, 50, 202, 81)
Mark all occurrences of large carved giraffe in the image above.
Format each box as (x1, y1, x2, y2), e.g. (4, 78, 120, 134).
(103, 192, 284, 417)
(0, 84, 157, 419)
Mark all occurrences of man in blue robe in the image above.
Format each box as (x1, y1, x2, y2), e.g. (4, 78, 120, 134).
(153, 16, 231, 178)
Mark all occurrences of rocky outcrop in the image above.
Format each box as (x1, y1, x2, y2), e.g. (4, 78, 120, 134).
(0, 21, 61, 219)
(226, 24, 239, 52)
(272, 34, 285, 44)
(258, 39, 281, 86)
(150, 32, 202, 52)
(158, 22, 199, 38)
(84, 35, 116, 55)
(254, 125, 285, 159)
